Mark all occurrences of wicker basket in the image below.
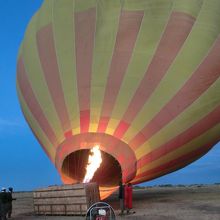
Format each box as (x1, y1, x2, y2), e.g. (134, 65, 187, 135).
(33, 183, 100, 215)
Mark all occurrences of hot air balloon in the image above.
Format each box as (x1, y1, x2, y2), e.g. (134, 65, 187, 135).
(17, 0, 220, 199)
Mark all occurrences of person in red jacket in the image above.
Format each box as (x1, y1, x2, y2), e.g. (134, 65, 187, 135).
(124, 183, 133, 214)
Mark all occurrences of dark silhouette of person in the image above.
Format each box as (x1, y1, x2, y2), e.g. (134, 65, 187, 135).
(0, 187, 8, 220)
(118, 181, 124, 215)
(6, 187, 16, 218)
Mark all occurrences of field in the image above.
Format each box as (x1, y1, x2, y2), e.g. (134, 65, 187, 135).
(11, 185, 220, 220)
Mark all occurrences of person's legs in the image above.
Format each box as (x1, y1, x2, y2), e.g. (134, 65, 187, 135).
(0, 204, 2, 220)
(120, 199, 124, 214)
(2, 204, 8, 220)
(0, 204, 5, 220)
(7, 204, 12, 218)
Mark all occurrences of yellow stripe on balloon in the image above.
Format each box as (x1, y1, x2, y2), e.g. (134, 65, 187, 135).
(136, 122, 220, 177)
(89, 0, 121, 133)
(75, 0, 97, 12)
(35, 0, 53, 30)
(173, 0, 203, 18)
(52, 0, 80, 135)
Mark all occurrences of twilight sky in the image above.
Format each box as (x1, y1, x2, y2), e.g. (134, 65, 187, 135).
(0, 0, 219, 191)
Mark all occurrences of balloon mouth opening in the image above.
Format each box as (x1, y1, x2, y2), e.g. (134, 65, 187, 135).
(61, 149, 122, 187)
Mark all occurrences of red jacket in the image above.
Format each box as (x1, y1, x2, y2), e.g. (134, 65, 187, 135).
(124, 185, 132, 209)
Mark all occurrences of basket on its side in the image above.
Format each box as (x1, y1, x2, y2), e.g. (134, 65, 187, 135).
(33, 183, 100, 216)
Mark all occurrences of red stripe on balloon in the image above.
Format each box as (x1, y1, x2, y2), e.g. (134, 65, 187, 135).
(97, 10, 144, 132)
(129, 36, 220, 149)
(17, 57, 58, 146)
(133, 138, 219, 183)
(97, 117, 110, 133)
(133, 154, 201, 185)
(136, 105, 220, 170)
(122, 161, 137, 182)
(80, 110, 90, 133)
(114, 12, 195, 137)
(29, 123, 54, 162)
(19, 102, 54, 162)
(114, 121, 130, 139)
(75, 8, 96, 133)
(37, 24, 71, 134)
(64, 130, 72, 138)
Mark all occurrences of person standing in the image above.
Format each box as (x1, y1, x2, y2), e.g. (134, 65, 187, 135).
(124, 183, 133, 214)
(118, 181, 124, 215)
(0, 187, 8, 220)
(6, 187, 16, 219)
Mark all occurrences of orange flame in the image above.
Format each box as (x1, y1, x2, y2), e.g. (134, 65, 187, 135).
(83, 145, 102, 183)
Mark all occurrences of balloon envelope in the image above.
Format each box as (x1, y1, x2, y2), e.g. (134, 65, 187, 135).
(17, 0, 220, 199)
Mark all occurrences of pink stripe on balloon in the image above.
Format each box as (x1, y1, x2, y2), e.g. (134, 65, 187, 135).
(75, 8, 96, 133)
(64, 130, 73, 138)
(17, 57, 58, 146)
(97, 117, 110, 133)
(133, 138, 219, 183)
(136, 105, 220, 170)
(97, 10, 144, 132)
(37, 24, 71, 134)
(80, 110, 90, 133)
(20, 104, 54, 162)
(114, 121, 130, 139)
(28, 121, 54, 162)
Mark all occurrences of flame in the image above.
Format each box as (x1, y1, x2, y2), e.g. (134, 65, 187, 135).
(83, 145, 102, 183)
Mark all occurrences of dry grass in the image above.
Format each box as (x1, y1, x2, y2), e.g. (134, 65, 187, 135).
(11, 185, 220, 220)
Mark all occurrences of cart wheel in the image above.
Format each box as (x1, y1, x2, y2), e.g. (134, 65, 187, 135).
(86, 202, 116, 220)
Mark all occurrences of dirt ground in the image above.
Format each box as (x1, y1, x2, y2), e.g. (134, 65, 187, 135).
(10, 185, 220, 220)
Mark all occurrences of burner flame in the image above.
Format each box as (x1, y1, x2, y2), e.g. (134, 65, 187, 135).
(83, 145, 102, 183)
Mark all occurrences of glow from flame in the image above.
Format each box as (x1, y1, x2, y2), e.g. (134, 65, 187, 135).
(83, 145, 102, 183)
